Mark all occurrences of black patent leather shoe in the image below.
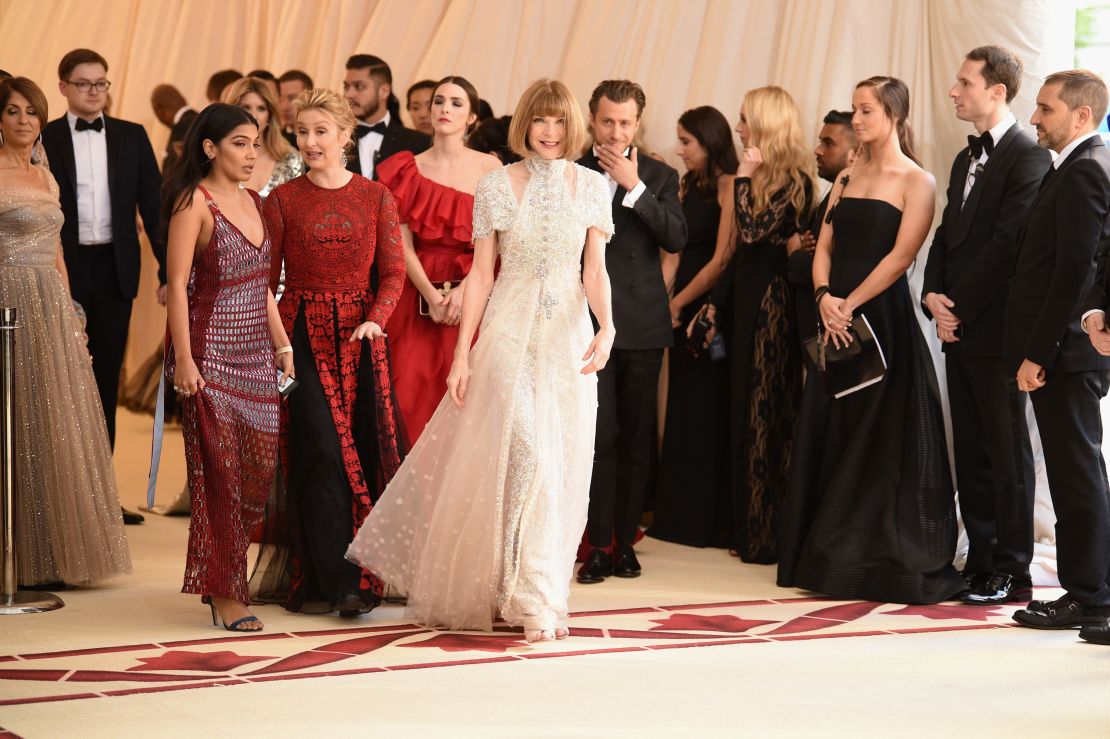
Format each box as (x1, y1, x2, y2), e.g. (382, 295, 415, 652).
(1013, 595, 1109, 629)
(336, 591, 380, 617)
(961, 573, 1033, 605)
(1078, 621, 1110, 645)
(576, 549, 612, 584)
(612, 548, 641, 578)
(122, 507, 145, 525)
(962, 571, 990, 590)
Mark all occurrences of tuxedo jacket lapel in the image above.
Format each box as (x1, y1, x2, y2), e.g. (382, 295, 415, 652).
(104, 117, 120, 202)
(54, 117, 78, 194)
(950, 124, 1022, 248)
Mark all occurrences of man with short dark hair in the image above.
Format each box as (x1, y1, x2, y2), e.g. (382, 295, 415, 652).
(278, 69, 313, 146)
(789, 110, 856, 339)
(342, 54, 428, 179)
(405, 79, 436, 136)
(246, 68, 278, 98)
(921, 46, 1051, 606)
(150, 83, 195, 174)
(42, 49, 168, 526)
(205, 68, 242, 104)
(1003, 69, 1110, 638)
(576, 80, 686, 583)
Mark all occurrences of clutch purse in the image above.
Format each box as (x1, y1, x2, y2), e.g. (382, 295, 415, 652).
(802, 314, 887, 398)
(419, 281, 457, 318)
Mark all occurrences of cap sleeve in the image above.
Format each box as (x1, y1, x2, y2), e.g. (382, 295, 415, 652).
(583, 168, 614, 243)
(472, 167, 509, 239)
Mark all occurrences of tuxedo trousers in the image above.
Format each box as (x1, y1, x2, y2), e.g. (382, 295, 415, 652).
(946, 353, 1035, 579)
(67, 243, 132, 449)
(588, 347, 663, 549)
(1029, 369, 1110, 608)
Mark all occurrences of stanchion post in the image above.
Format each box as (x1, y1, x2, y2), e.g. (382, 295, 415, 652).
(0, 306, 63, 614)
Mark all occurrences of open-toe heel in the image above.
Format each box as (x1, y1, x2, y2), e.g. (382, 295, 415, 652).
(208, 601, 263, 632)
(523, 615, 556, 643)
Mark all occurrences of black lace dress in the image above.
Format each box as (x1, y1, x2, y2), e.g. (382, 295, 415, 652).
(714, 177, 807, 563)
(650, 184, 731, 547)
(777, 197, 964, 604)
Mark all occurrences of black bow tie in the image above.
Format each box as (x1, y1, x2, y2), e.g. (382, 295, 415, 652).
(967, 131, 994, 159)
(354, 121, 387, 140)
(75, 117, 104, 133)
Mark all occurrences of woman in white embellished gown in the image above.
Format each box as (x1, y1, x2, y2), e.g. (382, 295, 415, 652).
(347, 79, 615, 642)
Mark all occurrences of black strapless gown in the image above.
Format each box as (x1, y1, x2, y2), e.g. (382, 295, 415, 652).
(650, 186, 731, 547)
(777, 198, 964, 604)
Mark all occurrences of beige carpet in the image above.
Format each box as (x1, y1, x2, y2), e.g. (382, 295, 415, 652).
(0, 409, 1108, 738)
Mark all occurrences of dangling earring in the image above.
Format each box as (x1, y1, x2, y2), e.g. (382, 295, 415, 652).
(0, 130, 5, 147)
(340, 150, 348, 168)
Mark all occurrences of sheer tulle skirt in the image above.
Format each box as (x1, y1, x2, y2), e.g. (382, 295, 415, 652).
(1, 264, 131, 585)
(347, 273, 597, 631)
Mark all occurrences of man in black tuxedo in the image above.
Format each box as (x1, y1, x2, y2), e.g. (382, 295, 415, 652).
(788, 110, 856, 342)
(41, 49, 167, 525)
(1003, 70, 1110, 637)
(150, 84, 196, 174)
(577, 80, 686, 583)
(921, 46, 1051, 605)
(342, 54, 429, 180)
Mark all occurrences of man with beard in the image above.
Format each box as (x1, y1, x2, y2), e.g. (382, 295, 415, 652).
(787, 110, 856, 341)
(342, 54, 429, 180)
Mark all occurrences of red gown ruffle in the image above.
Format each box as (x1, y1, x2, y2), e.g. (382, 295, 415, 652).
(378, 151, 475, 445)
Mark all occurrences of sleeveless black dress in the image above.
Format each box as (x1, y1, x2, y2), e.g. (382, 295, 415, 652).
(650, 184, 731, 547)
(777, 197, 965, 604)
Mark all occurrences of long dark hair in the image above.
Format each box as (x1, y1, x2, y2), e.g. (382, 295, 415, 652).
(161, 103, 257, 235)
(855, 76, 921, 166)
(677, 106, 739, 197)
(435, 75, 481, 135)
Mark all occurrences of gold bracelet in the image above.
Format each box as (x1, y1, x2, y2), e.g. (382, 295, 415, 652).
(274, 345, 293, 356)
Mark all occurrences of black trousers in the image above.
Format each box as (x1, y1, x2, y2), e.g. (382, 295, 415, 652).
(1029, 370, 1110, 608)
(588, 347, 663, 549)
(67, 244, 132, 449)
(946, 353, 1035, 579)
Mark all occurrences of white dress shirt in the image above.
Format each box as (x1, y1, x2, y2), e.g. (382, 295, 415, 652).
(356, 110, 390, 179)
(962, 113, 1016, 205)
(593, 146, 646, 207)
(68, 112, 113, 244)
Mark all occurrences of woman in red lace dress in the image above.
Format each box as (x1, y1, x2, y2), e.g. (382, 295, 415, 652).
(378, 76, 500, 444)
(162, 103, 294, 632)
(257, 88, 405, 616)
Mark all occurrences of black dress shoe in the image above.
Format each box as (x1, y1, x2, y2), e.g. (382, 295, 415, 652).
(962, 570, 990, 590)
(1013, 595, 1109, 629)
(960, 573, 1033, 605)
(1079, 621, 1110, 645)
(576, 549, 612, 584)
(121, 507, 145, 525)
(612, 548, 641, 578)
(336, 591, 380, 617)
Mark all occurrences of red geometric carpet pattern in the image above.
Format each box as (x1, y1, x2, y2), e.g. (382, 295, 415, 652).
(0, 596, 1021, 707)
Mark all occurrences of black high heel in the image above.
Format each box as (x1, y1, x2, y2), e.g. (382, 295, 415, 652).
(209, 602, 263, 632)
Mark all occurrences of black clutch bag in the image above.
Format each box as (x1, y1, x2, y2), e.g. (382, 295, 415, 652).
(802, 314, 887, 398)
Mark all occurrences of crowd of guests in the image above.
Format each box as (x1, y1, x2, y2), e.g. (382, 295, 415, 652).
(1, 42, 1109, 646)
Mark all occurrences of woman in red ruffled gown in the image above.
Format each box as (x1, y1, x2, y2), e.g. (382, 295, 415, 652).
(378, 76, 501, 444)
(252, 88, 406, 617)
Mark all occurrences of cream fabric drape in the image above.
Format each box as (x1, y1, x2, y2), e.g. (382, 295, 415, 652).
(2, 0, 1078, 576)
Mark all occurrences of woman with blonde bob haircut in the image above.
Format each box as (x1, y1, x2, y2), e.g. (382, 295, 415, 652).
(690, 85, 815, 563)
(348, 77, 617, 643)
(222, 77, 302, 197)
(252, 86, 407, 618)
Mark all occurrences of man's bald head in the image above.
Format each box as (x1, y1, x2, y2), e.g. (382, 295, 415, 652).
(151, 84, 187, 127)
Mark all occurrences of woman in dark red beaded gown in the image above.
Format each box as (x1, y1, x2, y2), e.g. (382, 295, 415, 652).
(162, 104, 294, 632)
(253, 88, 406, 616)
(378, 76, 500, 445)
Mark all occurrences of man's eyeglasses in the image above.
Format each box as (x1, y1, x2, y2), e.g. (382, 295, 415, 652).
(68, 79, 111, 93)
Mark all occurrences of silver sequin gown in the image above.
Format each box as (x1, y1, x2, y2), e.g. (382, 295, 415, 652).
(0, 170, 131, 585)
(347, 157, 613, 631)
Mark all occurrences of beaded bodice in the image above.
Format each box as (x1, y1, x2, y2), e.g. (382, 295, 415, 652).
(0, 174, 63, 268)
